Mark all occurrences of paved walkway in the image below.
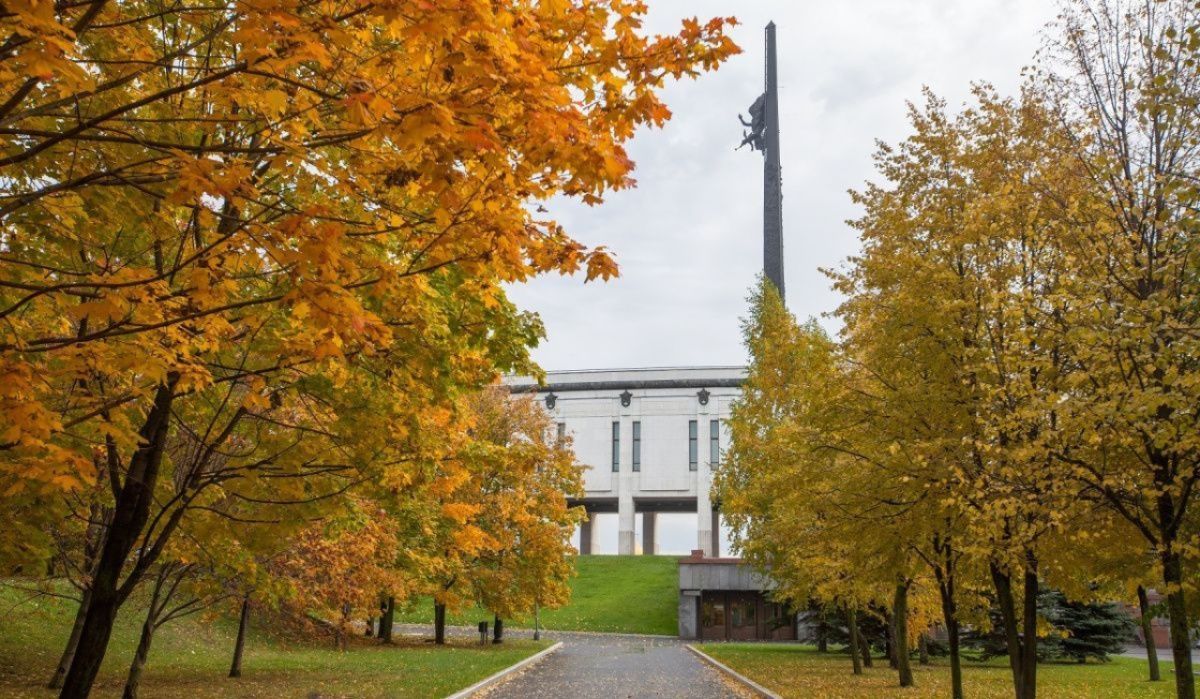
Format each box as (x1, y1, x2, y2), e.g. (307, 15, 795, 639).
(481, 632, 748, 699)
(394, 625, 750, 698)
(1121, 645, 1200, 662)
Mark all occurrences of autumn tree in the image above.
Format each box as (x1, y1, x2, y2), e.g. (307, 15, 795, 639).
(718, 281, 916, 684)
(273, 498, 407, 651)
(459, 389, 584, 626)
(724, 85, 1100, 699)
(1039, 3, 1200, 696)
(0, 2, 737, 695)
(398, 387, 583, 643)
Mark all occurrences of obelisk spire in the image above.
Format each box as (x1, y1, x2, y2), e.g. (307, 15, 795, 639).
(762, 21, 784, 300)
(736, 23, 785, 300)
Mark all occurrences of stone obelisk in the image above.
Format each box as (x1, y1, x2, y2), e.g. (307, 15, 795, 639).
(762, 21, 784, 300)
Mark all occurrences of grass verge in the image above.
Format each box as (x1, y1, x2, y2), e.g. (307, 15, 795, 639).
(0, 583, 547, 699)
(395, 555, 679, 636)
(696, 643, 1174, 699)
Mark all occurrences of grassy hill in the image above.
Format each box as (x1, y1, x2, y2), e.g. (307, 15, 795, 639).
(396, 554, 680, 636)
(0, 584, 545, 698)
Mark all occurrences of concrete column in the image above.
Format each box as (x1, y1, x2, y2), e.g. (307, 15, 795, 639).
(697, 466, 714, 557)
(642, 512, 657, 555)
(616, 403, 635, 555)
(589, 513, 602, 554)
(711, 509, 720, 557)
(617, 491, 635, 555)
(678, 591, 700, 638)
(579, 515, 593, 555)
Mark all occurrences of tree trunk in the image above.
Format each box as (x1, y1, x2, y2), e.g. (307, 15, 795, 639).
(884, 609, 897, 669)
(335, 603, 350, 651)
(991, 557, 1038, 699)
(938, 586, 964, 698)
(846, 608, 863, 675)
(1137, 585, 1161, 682)
(493, 615, 503, 643)
(919, 634, 929, 666)
(379, 595, 395, 643)
(1020, 559, 1038, 699)
(60, 379, 177, 699)
(893, 581, 914, 687)
(121, 615, 156, 699)
(434, 603, 446, 645)
(935, 558, 964, 699)
(1161, 548, 1195, 699)
(816, 608, 828, 652)
(991, 561, 1025, 699)
(48, 586, 92, 689)
(229, 597, 250, 678)
(860, 628, 874, 668)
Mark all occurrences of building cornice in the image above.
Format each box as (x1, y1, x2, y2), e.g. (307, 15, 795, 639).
(508, 377, 745, 394)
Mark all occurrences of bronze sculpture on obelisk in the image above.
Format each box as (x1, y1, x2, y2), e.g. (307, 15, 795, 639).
(738, 21, 784, 300)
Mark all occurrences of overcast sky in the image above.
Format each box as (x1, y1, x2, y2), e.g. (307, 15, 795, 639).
(506, 0, 1060, 373)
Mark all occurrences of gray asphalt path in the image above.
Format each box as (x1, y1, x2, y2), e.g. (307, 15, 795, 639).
(476, 631, 749, 699)
(393, 624, 749, 698)
(1120, 645, 1200, 662)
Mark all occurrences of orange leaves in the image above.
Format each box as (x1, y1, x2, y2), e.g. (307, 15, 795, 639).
(413, 388, 584, 616)
(584, 248, 619, 282)
(1, 0, 90, 89)
(0, 360, 58, 447)
(0, 0, 734, 591)
(441, 502, 479, 523)
(168, 155, 256, 205)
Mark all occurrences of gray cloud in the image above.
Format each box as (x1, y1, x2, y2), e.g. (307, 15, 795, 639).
(506, 0, 1057, 371)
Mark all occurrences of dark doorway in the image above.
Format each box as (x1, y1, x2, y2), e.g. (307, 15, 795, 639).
(699, 591, 796, 641)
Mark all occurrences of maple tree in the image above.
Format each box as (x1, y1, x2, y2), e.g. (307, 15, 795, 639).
(457, 389, 584, 624)
(0, 1, 738, 695)
(399, 387, 583, 644)
(273, 497, 407, 651)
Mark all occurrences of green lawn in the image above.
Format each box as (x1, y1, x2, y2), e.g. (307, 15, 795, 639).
(0, 584, 547, 698)
(697, 643, 1173, 699)
(396, 554, 680, 636)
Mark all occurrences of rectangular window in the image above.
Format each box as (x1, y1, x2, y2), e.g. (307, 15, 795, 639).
(710, 419, 720, 467)
(632, 421, 641, 472)
(556, 422, 566, 442)
(689, 420, 698, 471)
(612, 421, 620, 472)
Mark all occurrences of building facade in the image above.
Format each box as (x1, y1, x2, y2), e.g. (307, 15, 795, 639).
(506, 366, 745, 556)
(677, 550, 797, 641)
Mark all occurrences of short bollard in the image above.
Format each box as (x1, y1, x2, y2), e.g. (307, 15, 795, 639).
(478, 621, 489, 645)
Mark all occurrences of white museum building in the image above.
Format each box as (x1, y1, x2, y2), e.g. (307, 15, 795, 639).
(505, 366, 744, 556)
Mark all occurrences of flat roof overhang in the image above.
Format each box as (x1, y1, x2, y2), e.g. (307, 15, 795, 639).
(568, 497, 704, 513)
